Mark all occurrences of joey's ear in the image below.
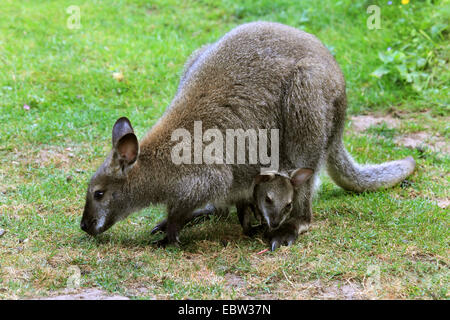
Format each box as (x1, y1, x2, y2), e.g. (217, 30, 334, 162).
(254, 172, 276, 185)
(112, 117, 139, 169)
(289, 168, 314, 188)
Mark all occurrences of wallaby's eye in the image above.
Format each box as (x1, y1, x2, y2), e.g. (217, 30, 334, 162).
(285, 202, 293, 210)
(94, 190, 105, 200)
(265, 195, 273, 204)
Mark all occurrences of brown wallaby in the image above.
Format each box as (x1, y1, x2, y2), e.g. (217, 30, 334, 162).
(81, 22, 416, 250)
(237, 169, 313, 250)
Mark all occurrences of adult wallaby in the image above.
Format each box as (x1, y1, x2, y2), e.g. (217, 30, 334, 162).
(81, 22, 416, 249)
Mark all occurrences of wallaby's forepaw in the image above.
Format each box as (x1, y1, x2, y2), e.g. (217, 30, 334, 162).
(267, 223, 298, 251)
(151, 219, 167, 234)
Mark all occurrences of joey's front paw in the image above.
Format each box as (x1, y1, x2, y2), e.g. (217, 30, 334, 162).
(267, 224, 298, 251)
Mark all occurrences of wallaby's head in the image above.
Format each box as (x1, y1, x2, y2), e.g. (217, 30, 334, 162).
(253, 168, 314, 230)
(81, 117, 140, 236)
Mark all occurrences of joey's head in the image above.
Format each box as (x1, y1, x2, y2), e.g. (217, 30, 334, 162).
(81, 117, 140, 236)
(253, 168, 314, 230)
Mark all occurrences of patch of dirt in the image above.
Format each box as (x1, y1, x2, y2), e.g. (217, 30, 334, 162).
(319, 281, 365, 300)
(224, 273, 246, 289)
(301, 280, 368, 300)
(350, 115, 400, 133)
(124, 286, 157, 298)
(350, 114, 449, 154)
(405, 247, 448, 267)
(37, 148, 70, 166)
(253, 279, 368, 300)
(36, 288, 129, 300)
(8, 143, 96, 170)
(9, 145, 72, 168)
(394, 132, 449, 154)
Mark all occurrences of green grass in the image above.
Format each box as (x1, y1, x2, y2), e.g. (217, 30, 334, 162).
(0, 0, 448, 299)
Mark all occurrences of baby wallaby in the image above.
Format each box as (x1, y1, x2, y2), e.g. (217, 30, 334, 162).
(238, 169, 313, 250)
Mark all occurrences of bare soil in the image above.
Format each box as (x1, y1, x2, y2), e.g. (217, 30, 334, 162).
(350, 114, 449, 154)
(35, 288, 129, 300)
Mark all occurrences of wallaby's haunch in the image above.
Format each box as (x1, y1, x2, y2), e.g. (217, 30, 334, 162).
(81, 22, 416, 250)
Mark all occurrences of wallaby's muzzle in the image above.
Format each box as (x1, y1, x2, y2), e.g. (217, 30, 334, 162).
(80, 199, 111, 236)
(80, 218, 98, 236)
(80, 215, 99, 236)
(81, 198, 95, 235)
(80, 216, 112, 236)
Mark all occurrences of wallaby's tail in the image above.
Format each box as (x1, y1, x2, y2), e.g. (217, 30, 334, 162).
(327, 140, 416, 192)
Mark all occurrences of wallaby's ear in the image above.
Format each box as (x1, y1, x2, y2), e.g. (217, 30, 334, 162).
(254, 171, 276, 185)
(290, 168, 314, 188)
(112, 117, 134, 146)
(117, 133, 139, 164)
(112, 117, 139, 169)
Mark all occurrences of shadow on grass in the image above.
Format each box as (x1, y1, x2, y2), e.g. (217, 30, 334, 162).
(75, 214, 253, 251)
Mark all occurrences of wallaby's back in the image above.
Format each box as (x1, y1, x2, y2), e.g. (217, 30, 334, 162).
(151, 23, 337, 132)
(144, 21, 344, 183)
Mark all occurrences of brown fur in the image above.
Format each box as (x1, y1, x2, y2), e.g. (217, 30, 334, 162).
(81, 22, 415, 249)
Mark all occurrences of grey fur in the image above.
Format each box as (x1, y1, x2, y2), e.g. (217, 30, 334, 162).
(81, 22, 416, 249)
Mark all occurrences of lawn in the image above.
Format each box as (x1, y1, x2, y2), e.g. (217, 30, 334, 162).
(0, 0, 448, 299)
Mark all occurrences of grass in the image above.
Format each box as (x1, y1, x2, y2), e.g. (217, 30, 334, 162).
(0, 0, 448, 299)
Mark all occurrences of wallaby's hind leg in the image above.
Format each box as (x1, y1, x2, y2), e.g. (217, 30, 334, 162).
(267, 60, 333, 251)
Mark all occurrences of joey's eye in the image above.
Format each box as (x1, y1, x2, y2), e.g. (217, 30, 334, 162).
(285, 202, 293, 210)
(265, 195, 273, 204)
(94, 190, 105, 200)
